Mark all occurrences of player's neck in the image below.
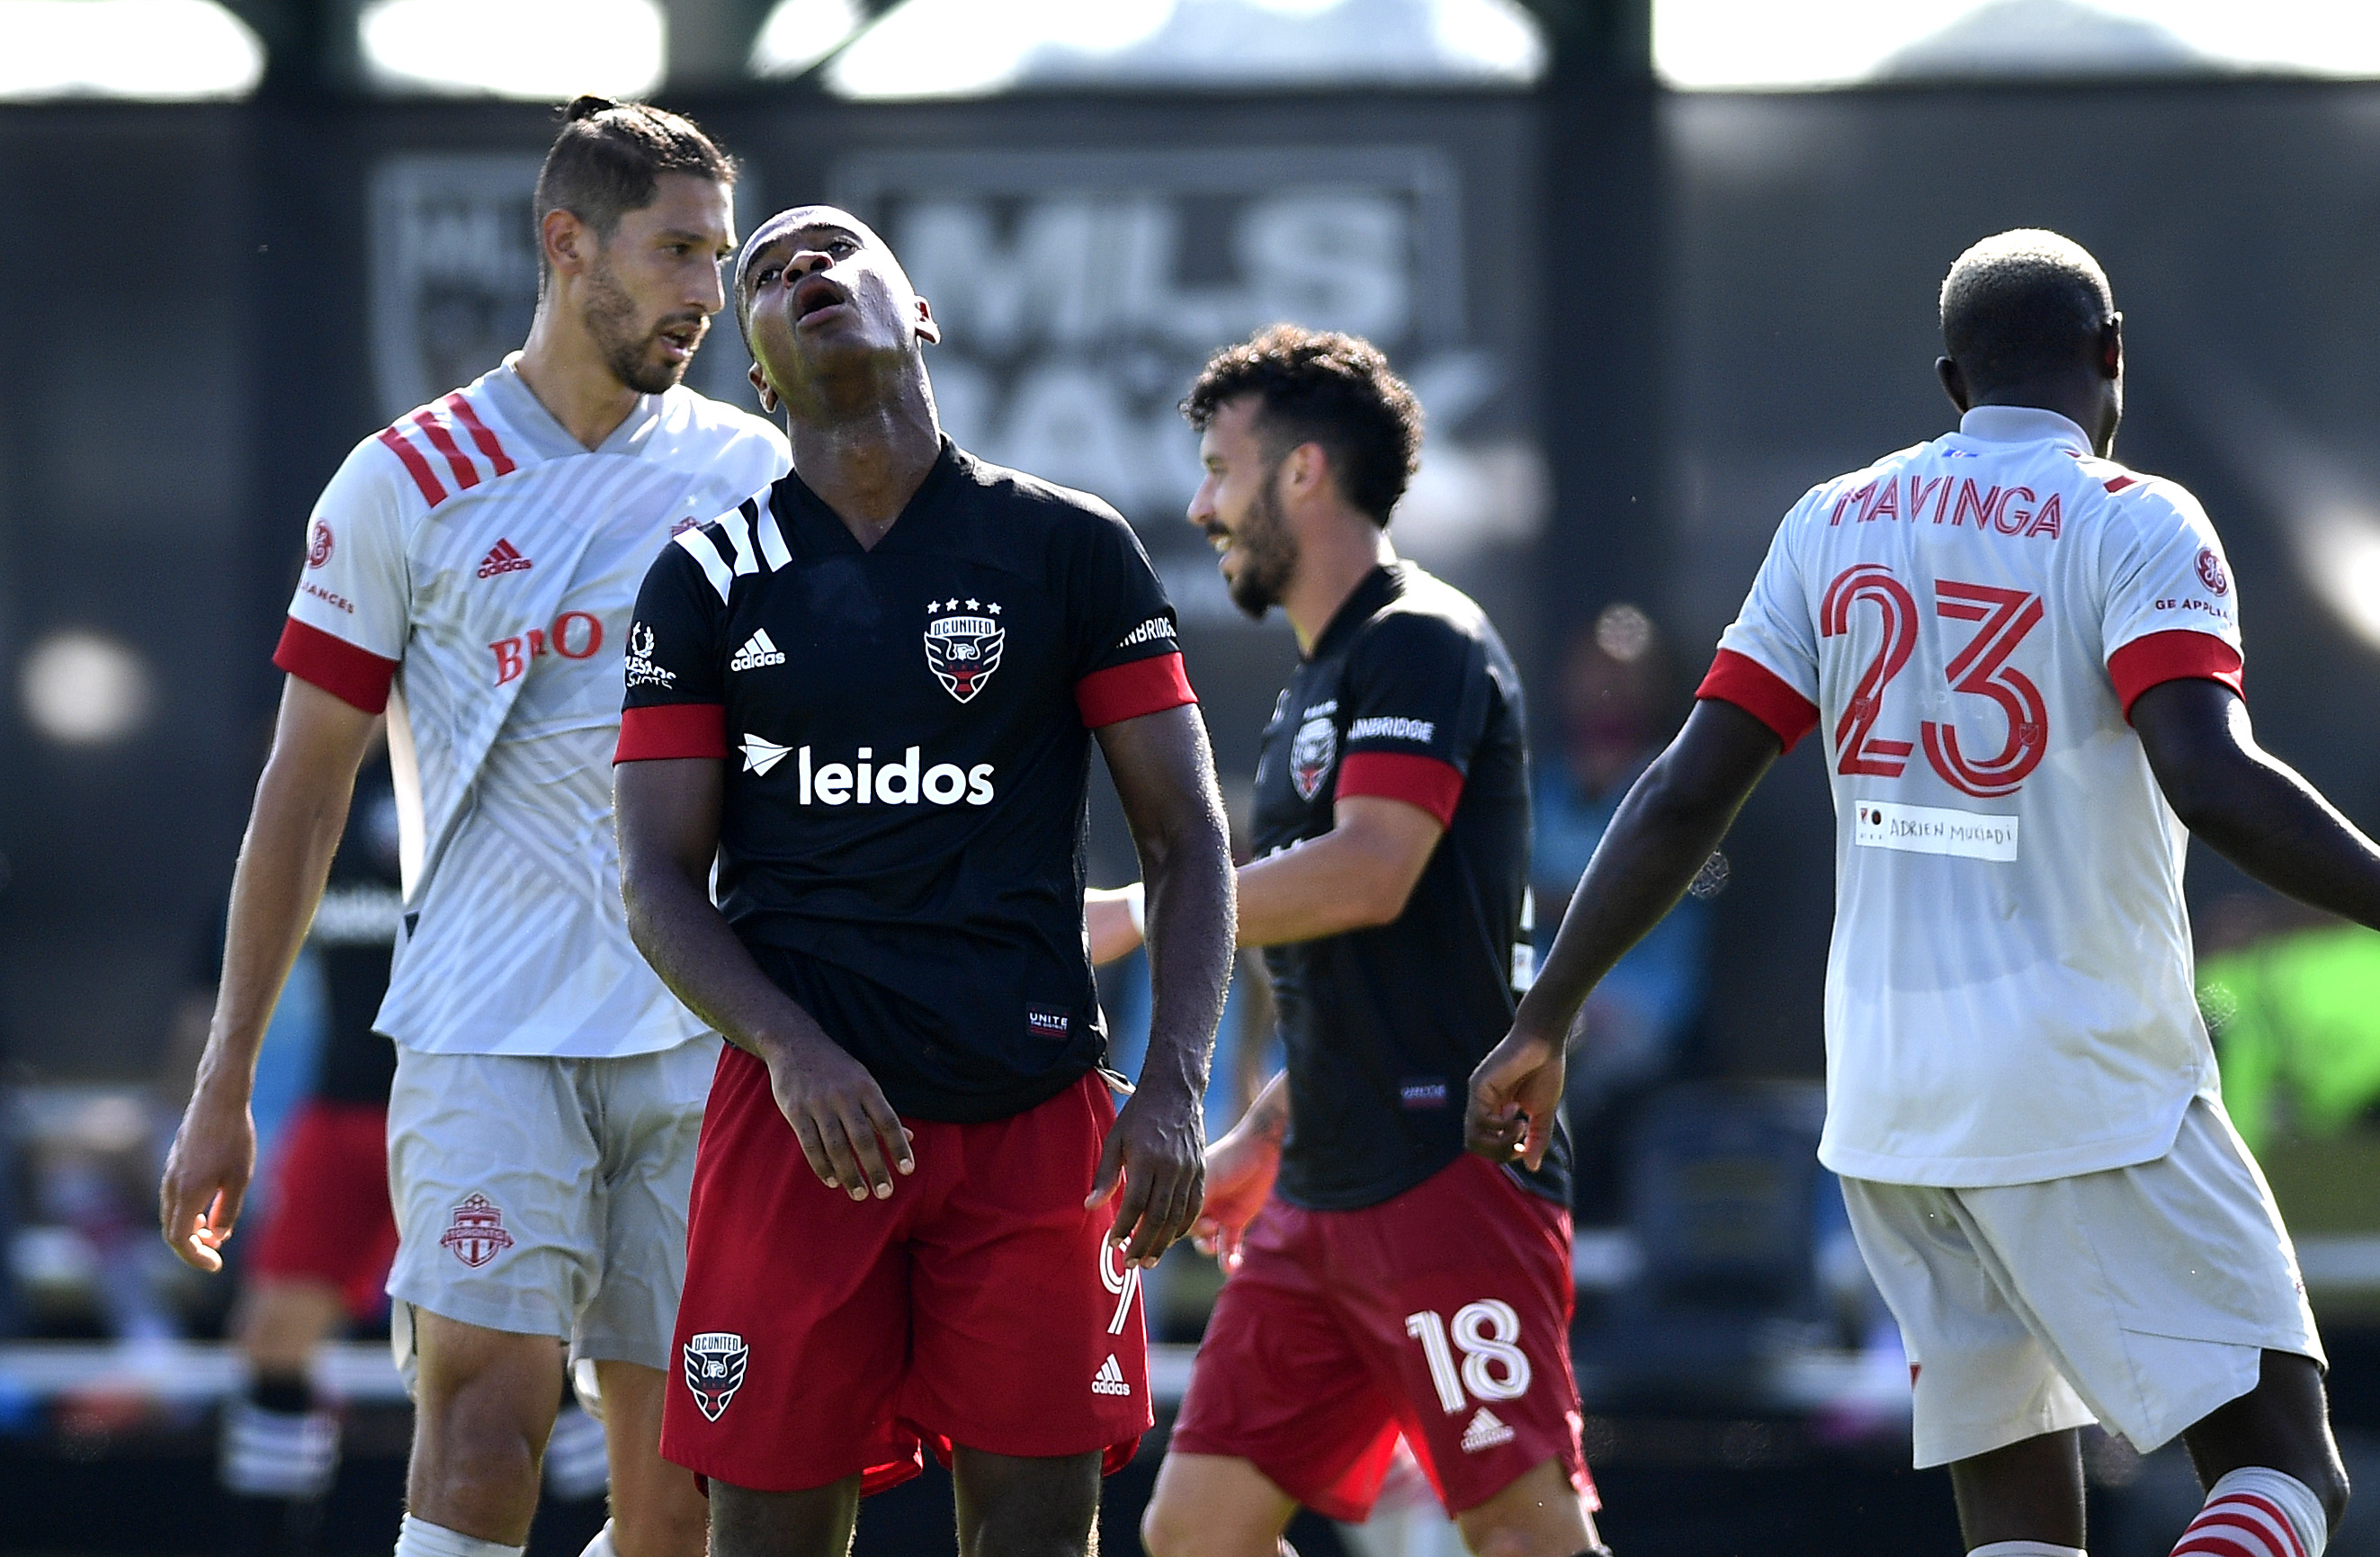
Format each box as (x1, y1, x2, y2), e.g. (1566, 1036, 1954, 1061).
(1285, 523, 1397, 655)
(515, 305, 644, 452)
(1965, 383, 2116, 457)
(786, 386, 943, 549)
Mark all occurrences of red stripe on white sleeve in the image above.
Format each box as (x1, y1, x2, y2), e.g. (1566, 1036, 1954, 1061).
(411, 411, 482, 492)
(615, 703, 729, 763)
(443, 393, 515, 476)
(2107, 630, 2243, 719)
(1075, 651, 1196, 729)
(274, 617, 398, 714)
(1696, 649, 1821, 753)
(1337, 752, 1464, 828)
(376, 426, 448, 506)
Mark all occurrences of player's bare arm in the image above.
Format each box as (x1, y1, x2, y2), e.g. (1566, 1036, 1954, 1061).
(1466, 697, 1779, 1169)
(1189, 1069, 1287, 1270)
(614, 756, 915, 1201)
(1090, 702, 1237, 1267)
(2134, 677, 2380, 924)
(161, 676, 379, 1271)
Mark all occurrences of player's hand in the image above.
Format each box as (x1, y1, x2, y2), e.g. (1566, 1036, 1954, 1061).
(756, 1031, 915, 1202)
(1087, 1078, 1203, 1268)
(1190, 1124, 1279, 1273)
(1466, 1025, 1564, 1171)
(1085, 887, 1144, 966)
(158, 1086, 255, 1273)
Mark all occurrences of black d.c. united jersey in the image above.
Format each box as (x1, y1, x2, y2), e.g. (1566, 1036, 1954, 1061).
(617, 438, 1195, 1123)
(1254, 562, 1565, 1210)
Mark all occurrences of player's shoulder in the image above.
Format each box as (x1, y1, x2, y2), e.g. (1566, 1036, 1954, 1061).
(947, 443, 1133, 541)
(654, 487, 779, 604)
(2075, 458, 2218, 548)
(1788, 439, 1939, 527)
(1355, 566, 1493, 662)
(649, 385, 792, 482)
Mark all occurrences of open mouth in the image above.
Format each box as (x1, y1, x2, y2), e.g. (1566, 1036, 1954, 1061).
(1205, 524, 1233, 555)
(792, 273, 849, 326)
(655, 318, 704, 360)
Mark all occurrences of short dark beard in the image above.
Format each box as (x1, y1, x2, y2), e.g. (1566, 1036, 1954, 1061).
(1228, 467, 1301, 620)
(583, 250, 699, 395)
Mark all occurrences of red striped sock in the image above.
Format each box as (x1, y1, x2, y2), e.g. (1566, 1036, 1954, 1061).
(2171, 1468, 2323, 1557)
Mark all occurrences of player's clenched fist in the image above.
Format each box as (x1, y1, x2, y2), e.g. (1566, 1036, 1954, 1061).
(158, 1087, 255, 1272)
(1087, 1079, 1204, 1269)
(1465, 1025, 1565, 1172)
(758, 1033, 915, 1202)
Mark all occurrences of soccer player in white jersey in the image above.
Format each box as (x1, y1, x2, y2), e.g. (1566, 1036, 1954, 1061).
(160, 98, 788, 1557)
(1469, 229, 2373, 1557)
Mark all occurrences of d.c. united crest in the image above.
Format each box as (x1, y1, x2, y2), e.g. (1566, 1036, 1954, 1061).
(925, 597, 1006, 702)
(1291, 714, 1338, 801)
(684, 1331, 749, 1422)
(439, 1194, 514, 1269)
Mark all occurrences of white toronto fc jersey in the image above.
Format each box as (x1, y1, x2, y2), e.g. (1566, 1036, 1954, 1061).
(278, 355, 789, 1057)
(1706, 405, 2244, 1186)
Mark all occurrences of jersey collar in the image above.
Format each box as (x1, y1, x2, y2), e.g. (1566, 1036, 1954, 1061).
(1955, 404, 2093, 454)
(480, 353, 663, 461)
(1309, 561, 1407, 662)
(781, 434, 961, 555)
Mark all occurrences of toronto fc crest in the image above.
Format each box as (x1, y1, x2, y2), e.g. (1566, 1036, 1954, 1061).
(440, 1194, 514, 1268)
(925, 596, 1006, 703)
(684, 1331, 750, 1421)
(1291, 714, 1338, 801)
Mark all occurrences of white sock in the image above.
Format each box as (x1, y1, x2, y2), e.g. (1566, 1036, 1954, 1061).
(1969, 1544, 2085, 1557)
(393, 1513, 525, 1557)
(2173, 1467, 2326, 1557)
(219, 1398, 340, 1499)
(577, 1523, 618, 1557)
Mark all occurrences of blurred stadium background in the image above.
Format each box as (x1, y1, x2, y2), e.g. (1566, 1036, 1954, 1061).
(12, 0, 2380, 1551)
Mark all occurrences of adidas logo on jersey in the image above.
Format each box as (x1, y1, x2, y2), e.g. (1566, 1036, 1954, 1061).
(476, 538, 532, 578)
(1091, 1355, 1132, 1397)
(730, 629, 787, 671)
(1460, 1408, 1516, 1454)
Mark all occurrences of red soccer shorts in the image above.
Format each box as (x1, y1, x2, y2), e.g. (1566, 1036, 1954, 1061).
(661, 1051, 1151, 1495)
(1169, 1152, 1593, 1522)
(249, 1099, 399, 1320)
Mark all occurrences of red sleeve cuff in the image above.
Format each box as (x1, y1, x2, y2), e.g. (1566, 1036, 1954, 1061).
(1076, 651, 1196, 729)
(1696, 649, 1820, 753)
(1337, 751, 1465, 828)
(274, 616, 398, 714)
(2107, 631, 2243, 719)
(615, 703, 729, 763)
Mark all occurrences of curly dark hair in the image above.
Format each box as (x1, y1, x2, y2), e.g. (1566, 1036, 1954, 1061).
(1182, 325, 1424, 527)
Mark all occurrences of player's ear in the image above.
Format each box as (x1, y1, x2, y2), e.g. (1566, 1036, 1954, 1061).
(749, 362, 778, 414)
(543, 208, 591, 280)
(912, 295, 942, 346)
(2100, 314, 2124, 380)
(1936, 355, 1970, 414)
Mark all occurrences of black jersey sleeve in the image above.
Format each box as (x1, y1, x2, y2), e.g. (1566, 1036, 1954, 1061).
(1060, 506, 1197, 728)
(615, 530, 731, 762)
(1333, 613, 1494, 828)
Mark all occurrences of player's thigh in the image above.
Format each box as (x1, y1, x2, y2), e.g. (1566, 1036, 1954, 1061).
(902, 1073, 1150, 1462)
(407, 1306, 568, 1455)
(949, 1445, 1102, 1556)
(1141, 1453, 1299, 1557)
(1338, 1157, 1591, 1520)
(1958, 1096, 2324, 1456)
(1452, 1455, 1604, 1557)
(385, 1048, 602, 1355)
(707, 1476, 861, 1557)
(1167, 1203, 1406, 1524)
(591, 1359, 706, 1557)
(1839, 1174, 2090, 1469)
(579, 1037, 715, 1374)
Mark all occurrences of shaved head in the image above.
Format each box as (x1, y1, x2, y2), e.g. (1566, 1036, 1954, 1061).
(1938, 229, 2116, 398)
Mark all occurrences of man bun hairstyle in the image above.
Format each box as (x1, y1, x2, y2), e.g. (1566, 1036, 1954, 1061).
(533, 95, 736, 276)
(1938, 228, 2116, 397)
(1183, 324, 1424, 527)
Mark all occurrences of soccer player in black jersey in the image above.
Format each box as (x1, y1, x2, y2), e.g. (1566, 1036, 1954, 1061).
(1099, 327, 1606, 1557)
(612, 206, 1235, 1557)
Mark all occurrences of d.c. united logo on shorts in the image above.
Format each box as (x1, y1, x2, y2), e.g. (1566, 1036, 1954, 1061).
(684, 1331, 750, 1422)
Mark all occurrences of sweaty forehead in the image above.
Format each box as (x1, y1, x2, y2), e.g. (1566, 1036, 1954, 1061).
(735, 205, 886, 294)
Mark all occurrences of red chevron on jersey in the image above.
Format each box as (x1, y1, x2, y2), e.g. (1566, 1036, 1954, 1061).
(477, 538, 534, 578)
(378, 397, 517, 508)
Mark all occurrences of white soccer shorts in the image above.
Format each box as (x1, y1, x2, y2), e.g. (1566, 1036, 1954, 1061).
(386, 1037, 719, 1385)
(1842, 1095, 2322, 1468)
